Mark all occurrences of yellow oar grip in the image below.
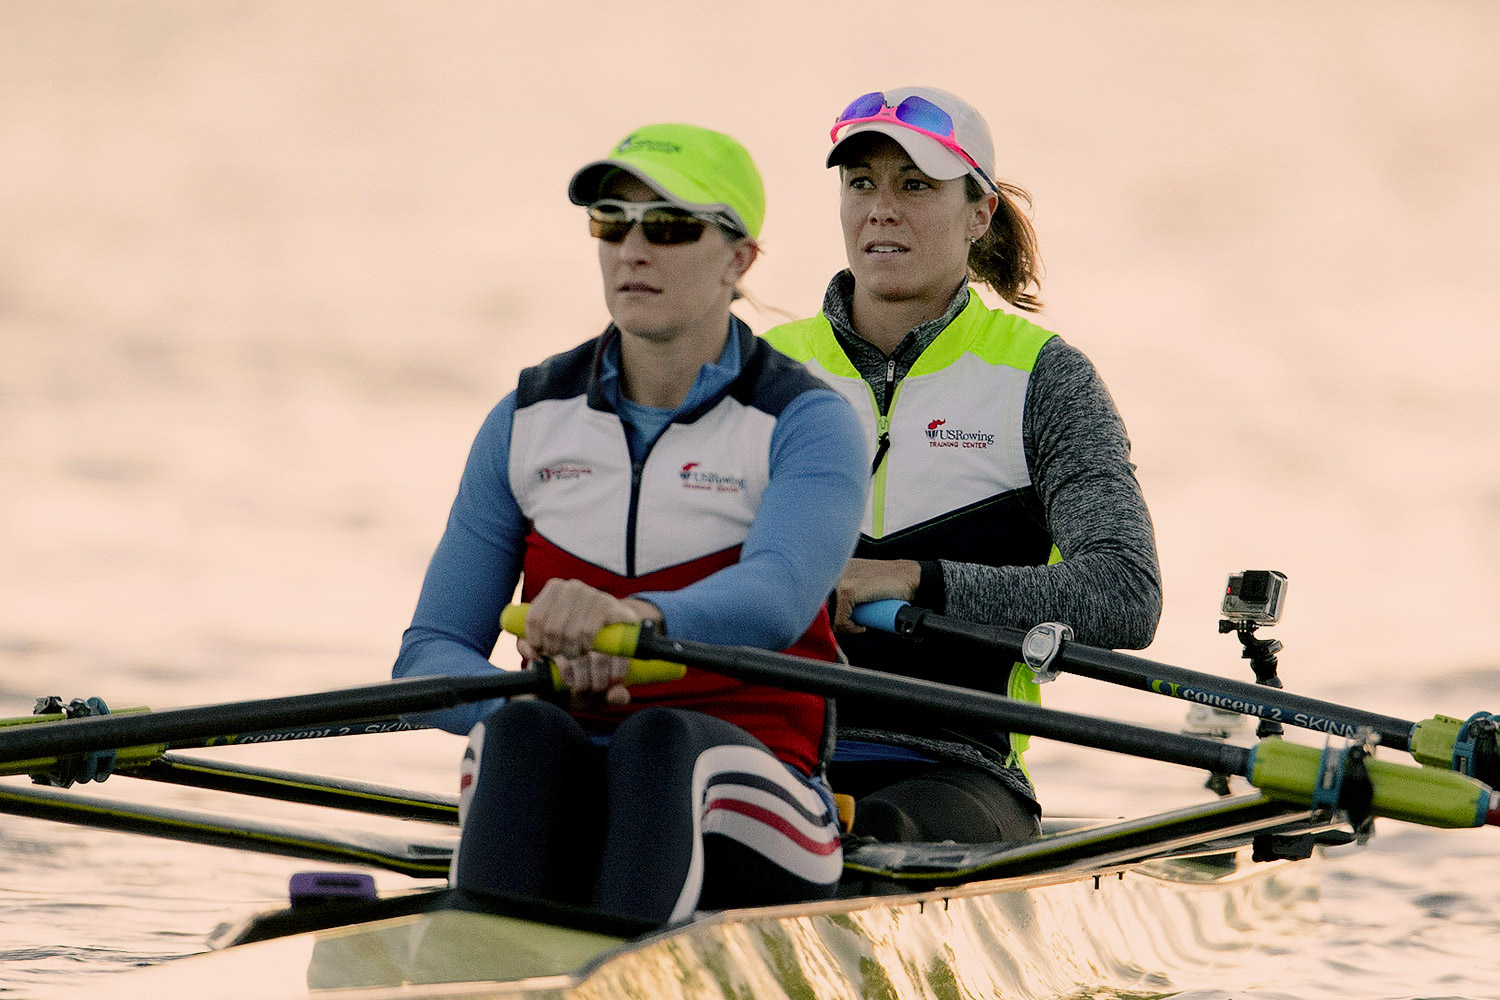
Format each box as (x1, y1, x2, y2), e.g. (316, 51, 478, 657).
(500, 604, 685, 686)
(498, 603, 528, 639)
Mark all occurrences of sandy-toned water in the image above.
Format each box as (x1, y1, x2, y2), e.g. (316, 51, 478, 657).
(2, 2, 1498, 996)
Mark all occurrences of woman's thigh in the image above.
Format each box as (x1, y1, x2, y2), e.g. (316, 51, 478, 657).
(453, 699, 606, 901)
(595, 708, 843, 922)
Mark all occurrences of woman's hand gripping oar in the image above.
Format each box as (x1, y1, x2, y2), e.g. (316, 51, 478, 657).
(498, 602, 684, 707)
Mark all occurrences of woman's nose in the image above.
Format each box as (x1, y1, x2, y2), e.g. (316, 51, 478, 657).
(868, 188, 899, 223)
(615, 223, 655, 260)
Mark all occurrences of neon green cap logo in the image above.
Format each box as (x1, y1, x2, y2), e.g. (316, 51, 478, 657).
(568, 123, 765, 239)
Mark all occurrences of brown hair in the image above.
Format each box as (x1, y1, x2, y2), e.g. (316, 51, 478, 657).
(965, 176, 1044, 312)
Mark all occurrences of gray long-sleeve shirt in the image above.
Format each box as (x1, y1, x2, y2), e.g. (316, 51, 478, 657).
(821, 271, 1162, 649)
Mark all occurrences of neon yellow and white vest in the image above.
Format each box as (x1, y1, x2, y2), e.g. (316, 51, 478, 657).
(765, 293, 1058, 768)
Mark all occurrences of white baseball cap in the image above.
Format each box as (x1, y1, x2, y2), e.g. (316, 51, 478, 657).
(827, 86, 998, 194)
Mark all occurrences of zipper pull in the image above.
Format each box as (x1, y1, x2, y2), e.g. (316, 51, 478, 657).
(871, 413, 891, 476)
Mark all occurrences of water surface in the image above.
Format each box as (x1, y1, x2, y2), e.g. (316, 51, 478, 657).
(2, 3, 1498, 996)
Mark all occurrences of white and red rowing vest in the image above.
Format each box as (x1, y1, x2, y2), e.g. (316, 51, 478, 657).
(508, 325, 838, 774)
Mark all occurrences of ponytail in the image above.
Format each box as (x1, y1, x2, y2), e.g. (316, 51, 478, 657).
(965, 177, 1043, 313)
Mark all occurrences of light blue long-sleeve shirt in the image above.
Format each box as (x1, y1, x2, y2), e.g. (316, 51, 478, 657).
(392, 321, 868, 733)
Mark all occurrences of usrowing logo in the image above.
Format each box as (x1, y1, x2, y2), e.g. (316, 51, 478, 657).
(924, 417, 994, 449)
(680, 460, 744, 493)
(538, 464, 592, 482)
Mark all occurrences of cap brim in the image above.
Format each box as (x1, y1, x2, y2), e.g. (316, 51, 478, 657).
(569, 162, 641, 206)
(826, 122, 970, 182)
(567, 160, 750, 236)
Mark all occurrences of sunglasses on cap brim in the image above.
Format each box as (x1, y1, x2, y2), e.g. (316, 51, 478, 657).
(587, 200, 744, 246)
(832, 92, 997, 191)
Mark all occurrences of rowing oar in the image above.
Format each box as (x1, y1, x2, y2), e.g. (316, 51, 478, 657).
(499, 605, 1500, 831)
(2, 708, 457, 820)
(0, 781, 455, 878)
(127, 753, 459, 824)
(851, 599, 1499, 785)
(0, 714, 428, 779)
(0, 657, 684, 767)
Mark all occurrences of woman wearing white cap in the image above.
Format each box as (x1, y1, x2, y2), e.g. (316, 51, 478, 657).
(393, 123, 867, 922)
(765, 88, 1161, 842)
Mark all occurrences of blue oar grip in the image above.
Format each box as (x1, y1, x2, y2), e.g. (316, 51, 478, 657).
(851, 600, 909, 633)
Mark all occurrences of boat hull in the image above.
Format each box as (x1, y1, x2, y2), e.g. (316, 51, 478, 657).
(31, 846, 1319, 1000)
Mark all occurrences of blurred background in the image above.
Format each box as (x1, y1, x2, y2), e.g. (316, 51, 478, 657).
(1, 1, 1498, 989)
(4, 0, 1496, 721)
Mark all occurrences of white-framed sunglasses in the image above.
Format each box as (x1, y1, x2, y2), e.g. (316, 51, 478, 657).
(587, 199, 743, 245)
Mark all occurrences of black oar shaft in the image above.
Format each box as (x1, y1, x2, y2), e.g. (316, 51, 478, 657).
(0, 670, 547, 763)
(194, 717, 427, 748)
(0, 783, 454, 878)
(633, 632, 1253, 777)
(897, 609, 1417, 751)
(128, 753, 459, 823)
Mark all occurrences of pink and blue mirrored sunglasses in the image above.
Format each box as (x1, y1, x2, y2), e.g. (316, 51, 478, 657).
(831, 92, 995, 191)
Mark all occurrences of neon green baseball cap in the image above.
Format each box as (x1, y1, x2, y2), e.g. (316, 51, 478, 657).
(567, 123, 765, 239)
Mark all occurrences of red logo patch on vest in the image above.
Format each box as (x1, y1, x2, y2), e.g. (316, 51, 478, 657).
(679, 460, 745, 494)
(925, 419, 995, 450)
(538, 464, 592, 482)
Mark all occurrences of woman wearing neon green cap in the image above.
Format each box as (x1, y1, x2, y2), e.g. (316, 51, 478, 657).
(765, 88, 1162, 842)
(393, 123, 867, 921)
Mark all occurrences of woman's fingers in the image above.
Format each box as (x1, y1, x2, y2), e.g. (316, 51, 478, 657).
(526, 579, 643, 658)
(526, 580, 593, 657)
(554, 652, 633, 705)
(588, 652, 632, 706)
(830, 583, 863, 634)
(552, 651, 624, 691)
(523, 580, 657, 703)
(831, 558, 920, 633)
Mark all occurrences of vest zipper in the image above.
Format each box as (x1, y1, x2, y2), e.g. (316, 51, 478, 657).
(871, 358, 896, 474)
(869, 357, 900, 539)
(871, 412, 891, 537)
(625, 459, 644, 577)
(869, 435, 890, 477)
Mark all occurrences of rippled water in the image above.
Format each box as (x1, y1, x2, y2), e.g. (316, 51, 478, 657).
(3, 2, 1499, 997)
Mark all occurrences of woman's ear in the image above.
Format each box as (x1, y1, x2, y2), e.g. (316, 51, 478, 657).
(724, 238, 760, 287)
(969, 192, 999, 242)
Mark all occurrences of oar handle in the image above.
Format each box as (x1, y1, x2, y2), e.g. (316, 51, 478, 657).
(854, 600, 1445, 761)
(851, 600, 909, 632)
(499, 604, 686, 686)
(513, 615, 1500, 833)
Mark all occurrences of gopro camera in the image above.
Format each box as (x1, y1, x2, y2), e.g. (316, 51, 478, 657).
(1221, 570, 1287, 625)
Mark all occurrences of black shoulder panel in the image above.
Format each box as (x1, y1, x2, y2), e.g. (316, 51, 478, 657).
(515, 330, 614, 412)
(677, 319, 836, 425)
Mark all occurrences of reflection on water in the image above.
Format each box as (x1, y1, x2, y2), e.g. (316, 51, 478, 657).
(43, 851, 1315, 1000)
(2, 2, 1499, 997)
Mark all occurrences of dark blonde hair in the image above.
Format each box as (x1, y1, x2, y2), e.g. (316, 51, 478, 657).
(965, 176, 1043, 313)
